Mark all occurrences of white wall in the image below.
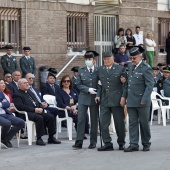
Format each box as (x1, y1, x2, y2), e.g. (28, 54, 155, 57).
(157, 0, 169, 11)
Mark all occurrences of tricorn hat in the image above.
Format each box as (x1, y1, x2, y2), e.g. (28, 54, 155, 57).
(47, 72, 56, 79)
(71, 66, 79, 72)
(23, 46, 31, 51)
(47, 68, 57, 74)
(129, 46, 145, 56)
(84, 50, 99, 59)
(5, 45, 13, 50)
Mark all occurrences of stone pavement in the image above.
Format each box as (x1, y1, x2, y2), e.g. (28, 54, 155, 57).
(0, 121, 170, 170)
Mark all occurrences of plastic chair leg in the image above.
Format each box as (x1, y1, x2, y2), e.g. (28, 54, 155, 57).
(158, 109, 161, 124)
(67, 118, 72, 140)
(56, 120, 60, 139)
(150, 109, 154, 125)
(167, 109, 170, 119)
(162, 108, 167, 126)
(0, 126, 1, 150)
(27, 122, 33, 145)
(16, 130, 21, 147)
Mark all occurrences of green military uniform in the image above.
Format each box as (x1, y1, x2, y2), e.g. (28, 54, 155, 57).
(20, 56, 36, 78)
(1, 54, 18, 75)
(98, 63, 126, 147)
(125, 47, 154, 151)
(76, 66, 99, 145)
(162, 67, 170, 97)
(72, 51, 99, 149)
(156, 76, 165, 94)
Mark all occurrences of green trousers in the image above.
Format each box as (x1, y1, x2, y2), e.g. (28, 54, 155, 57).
(146, 51, 154, 67)
(127, 107, 151, 147)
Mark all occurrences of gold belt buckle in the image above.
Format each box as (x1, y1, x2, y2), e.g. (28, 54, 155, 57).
(106, 89, 109, 93)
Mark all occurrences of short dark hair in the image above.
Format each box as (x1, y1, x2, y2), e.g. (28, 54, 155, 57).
(60, 75, 72, 89)
(119, 44, 125, 49)
(117, 28, 124, 35)
(136, 26, 140, 29)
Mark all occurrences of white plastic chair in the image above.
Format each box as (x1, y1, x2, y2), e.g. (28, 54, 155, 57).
(150, 92, 162, 125)
(14, 106, 36, 145)
(151, 91, 170, 126)
(153, 87, 157, 92)
(43, 95, 73, 140)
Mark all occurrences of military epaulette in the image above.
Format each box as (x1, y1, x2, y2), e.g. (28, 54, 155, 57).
(143, 62, 151, 68)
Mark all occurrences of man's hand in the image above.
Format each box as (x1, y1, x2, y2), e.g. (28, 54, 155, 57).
(120, 97, 126, 107)
(95, 97, 100, 104)
(42, 102, 48, 108)
(88, 88, 97, 94)
(140, 102, 145, 105)
(120, 76, 126, 84)
(35, 108, 43, 114)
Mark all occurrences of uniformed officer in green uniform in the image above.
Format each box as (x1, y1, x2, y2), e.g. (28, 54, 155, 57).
(97, 51, 126, 151)
(156, 66, 170, 94)
(71, 66, 80, 94)
(124, 46, 154, 152)
(162, 67, 170, 98)
(1, 45, 18, 75)
(72, 51, 99, 149)
(20, 47, 36, 78)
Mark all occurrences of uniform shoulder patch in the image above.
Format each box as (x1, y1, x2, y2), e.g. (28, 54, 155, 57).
(143, 62, 151, 68)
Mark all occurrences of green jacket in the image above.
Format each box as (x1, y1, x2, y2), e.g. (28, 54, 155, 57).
(98, 63, 127, 107)
(76, 66, 99, 106)
(126, 61, 154, 107)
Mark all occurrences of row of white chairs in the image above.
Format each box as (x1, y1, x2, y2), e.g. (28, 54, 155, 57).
(151, 91, 170, 126)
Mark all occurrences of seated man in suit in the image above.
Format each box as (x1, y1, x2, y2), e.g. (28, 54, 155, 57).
(13, 78, 61, 146)
(0, 91, 25, 148)
(25, 73, 60, 117)
(41, 72, 60, 97)
(4, 73, 12, 85)
(7, 71, 21, 96)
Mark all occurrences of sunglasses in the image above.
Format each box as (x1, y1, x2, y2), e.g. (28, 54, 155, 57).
(63, 80, 70, 83)
(130, 57, 138, 60)
(28, 77, 34, 80)
(6, 76, 12, 78)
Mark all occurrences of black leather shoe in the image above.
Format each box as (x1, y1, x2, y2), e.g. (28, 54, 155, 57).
(124, 145, 139, 152)
(48, 137, 61, 144)
(143, 146, 150, 151)
(88, 143, 96, 149)
(97, 144, 114, 151)
(20, 134, 28, 139)
(2, 140, 13, 148)
(72, 141, 82, 149)
(119, 145, 125, 150)
(36, 139, 46, 146)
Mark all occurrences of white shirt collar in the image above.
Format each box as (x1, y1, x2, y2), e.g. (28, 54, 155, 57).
(87, 65, 94, 72)
(135, 60, 142, 69)
(25, 56, 30, 59)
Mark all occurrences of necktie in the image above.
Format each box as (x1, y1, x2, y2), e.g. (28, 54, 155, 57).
(106, 67, 110, 73)
(90, 69, 92, 74)
(51, 84, 55, 93)
(26, 91, 36, 106)
(30, 87, 41, 103)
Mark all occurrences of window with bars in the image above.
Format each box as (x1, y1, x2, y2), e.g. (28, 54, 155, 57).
(67, 12, 88, 49)
(0, 8, 20, 51)
(158, 18, 170, 52)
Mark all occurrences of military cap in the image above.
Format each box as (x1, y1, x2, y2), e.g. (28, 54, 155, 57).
(71, 66, 79, 72)
(129, 46, 145, 56)
(162, 66, 170, 73)
(47, 72, 56, 79)
(23, 46, 31, 51)
(102, 51, 113, 58)
(47, 68, 57, 74)
(84, 50, 99, 58)
(5, 45, 13, 50)
(157, 63, 166, 67)
(152, 67, 159, 70)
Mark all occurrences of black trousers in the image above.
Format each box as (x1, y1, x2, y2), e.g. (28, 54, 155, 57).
(0, 114, 25, 141)
(27, 111, 56, 138)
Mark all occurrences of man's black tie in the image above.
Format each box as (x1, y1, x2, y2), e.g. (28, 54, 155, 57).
(90, 69, 92, 74)
(51, 84, 55, 93)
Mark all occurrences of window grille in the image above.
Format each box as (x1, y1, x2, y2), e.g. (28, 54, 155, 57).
(67, 12, 88, 49)
(0, 8, 20, 49)
(158, 18, 170, 52)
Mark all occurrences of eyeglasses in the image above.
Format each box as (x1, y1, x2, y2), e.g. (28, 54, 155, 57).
(63, 80, 70, 83)
(130, 57, 138, 60)
(6, 76, 12, 78)
(28, 77, 34, 80)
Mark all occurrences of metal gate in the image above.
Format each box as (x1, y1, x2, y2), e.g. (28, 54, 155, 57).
(94, 15, 116, 66)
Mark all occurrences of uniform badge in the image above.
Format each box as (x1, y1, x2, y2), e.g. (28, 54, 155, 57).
(13, 59, 16, 61)
(159, 83, 162, 87)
